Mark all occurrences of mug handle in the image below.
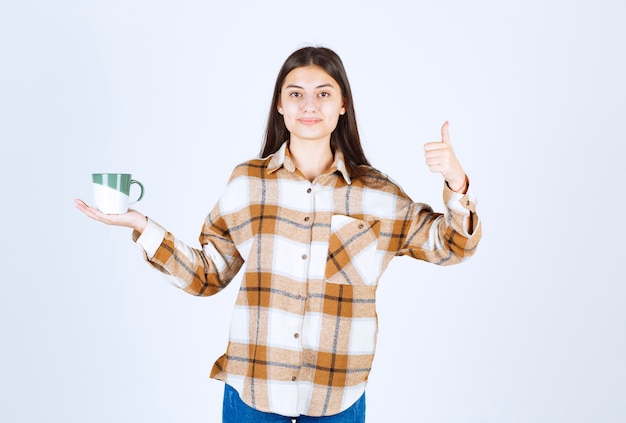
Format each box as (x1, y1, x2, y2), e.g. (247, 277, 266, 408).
(129, 179, 145, 205)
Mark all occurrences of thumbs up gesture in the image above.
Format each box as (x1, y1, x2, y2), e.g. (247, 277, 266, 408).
(423, 121, 468, 193)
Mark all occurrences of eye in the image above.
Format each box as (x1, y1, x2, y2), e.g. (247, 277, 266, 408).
(319, 92, 330, 98)
(289, 91, 302, 98)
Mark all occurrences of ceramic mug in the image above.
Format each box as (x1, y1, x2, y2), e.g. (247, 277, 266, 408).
(92, 173, 144, 214)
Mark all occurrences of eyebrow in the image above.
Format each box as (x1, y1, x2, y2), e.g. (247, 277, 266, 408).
(284, 83, 336, 90)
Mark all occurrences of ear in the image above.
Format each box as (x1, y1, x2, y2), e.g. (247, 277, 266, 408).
(277, 101, 283, 115)
(340, 100, 346, 115)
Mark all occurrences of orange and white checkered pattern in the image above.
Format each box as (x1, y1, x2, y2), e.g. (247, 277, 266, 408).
(135, 142, 481, 417)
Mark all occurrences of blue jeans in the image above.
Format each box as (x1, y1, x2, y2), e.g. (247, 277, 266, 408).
(222, 384, 366, 423)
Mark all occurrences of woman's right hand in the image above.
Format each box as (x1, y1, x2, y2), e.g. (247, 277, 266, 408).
(75, 199, 148, 233)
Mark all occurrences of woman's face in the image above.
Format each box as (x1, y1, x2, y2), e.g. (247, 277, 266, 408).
(278, 65, 345, 146)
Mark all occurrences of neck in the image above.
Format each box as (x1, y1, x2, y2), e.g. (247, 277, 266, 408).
(289, 138, 334, 181)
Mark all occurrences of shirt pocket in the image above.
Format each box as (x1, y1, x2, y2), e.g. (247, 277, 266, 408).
(324, 215, 381, 286)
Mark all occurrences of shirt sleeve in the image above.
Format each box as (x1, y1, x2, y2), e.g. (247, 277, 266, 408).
(132, 175, 246, 296)
(396, 180, 481, 265)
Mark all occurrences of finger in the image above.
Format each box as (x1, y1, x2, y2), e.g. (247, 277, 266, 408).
(75, 198, 92, 209)
(75, 199, 97, 213)
(424, 141, 449, 152)
(75, 199, 105, 220)
(441, 121, 451, 144)
(75, 199, 91, 213)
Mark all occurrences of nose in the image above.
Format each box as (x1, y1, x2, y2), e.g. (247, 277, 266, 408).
(302, 96, 316, 112)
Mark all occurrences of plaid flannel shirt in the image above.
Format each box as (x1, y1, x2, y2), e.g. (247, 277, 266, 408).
(135, 142, 481, 417)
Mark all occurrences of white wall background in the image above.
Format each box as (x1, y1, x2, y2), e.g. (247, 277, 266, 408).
(1, 0, 624, 422)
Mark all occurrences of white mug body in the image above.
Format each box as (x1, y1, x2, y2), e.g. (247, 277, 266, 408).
(92, 183, 131, 214)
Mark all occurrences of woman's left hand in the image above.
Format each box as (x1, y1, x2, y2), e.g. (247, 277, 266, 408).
(423, 121, 467, 193)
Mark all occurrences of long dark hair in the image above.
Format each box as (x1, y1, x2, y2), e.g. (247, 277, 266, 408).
(260, 46, 372, 177)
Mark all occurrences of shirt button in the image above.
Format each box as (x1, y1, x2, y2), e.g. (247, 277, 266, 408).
(296, 294, 302, 300)
(358, 223, 364, 229)
(306, 188, 312, 193)
(294, 333, 299, 339)
(301, 254, 308, 260)
(304, 216, 310, 222)
(292, 376, 297, 381)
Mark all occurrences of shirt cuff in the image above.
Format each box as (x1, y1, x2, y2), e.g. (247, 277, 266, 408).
(134, 218, 167, 259)
(443, 179, 477, 214)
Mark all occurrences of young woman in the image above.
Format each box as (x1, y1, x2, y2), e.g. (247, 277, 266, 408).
(76, 46, 481, 422)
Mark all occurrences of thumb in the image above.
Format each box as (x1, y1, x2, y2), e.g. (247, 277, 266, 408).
(441, 121, 451, 144)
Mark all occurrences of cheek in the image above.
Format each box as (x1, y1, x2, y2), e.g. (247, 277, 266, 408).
(324, 106, 343, 124)
(280, 110, 296, 131)
(279, 101, 297, 117)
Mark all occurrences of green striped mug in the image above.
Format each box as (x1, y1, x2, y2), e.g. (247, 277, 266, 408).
(92, 173, 144, 214)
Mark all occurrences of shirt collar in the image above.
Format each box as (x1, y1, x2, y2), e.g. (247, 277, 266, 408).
(267, 141, 352, 185)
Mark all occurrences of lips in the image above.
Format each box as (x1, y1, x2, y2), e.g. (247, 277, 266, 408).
(298, 118, 322, 125)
